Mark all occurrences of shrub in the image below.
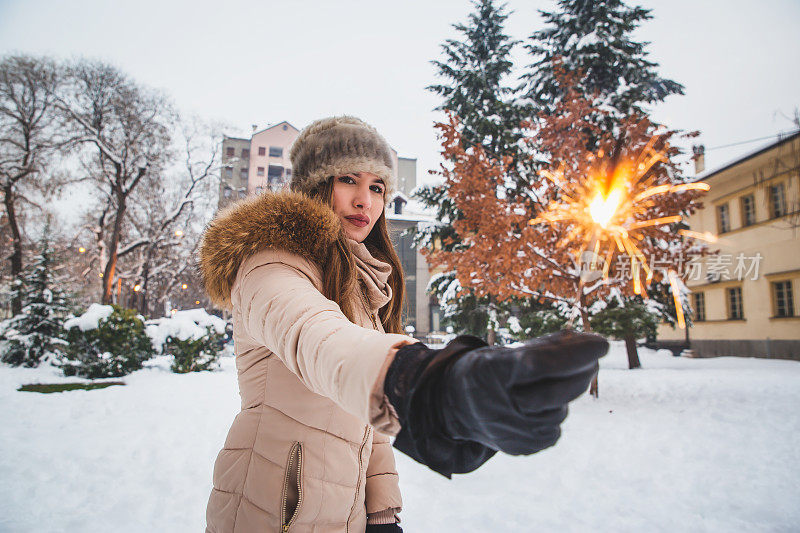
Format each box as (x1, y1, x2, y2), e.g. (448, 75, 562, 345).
(166, 325, 223, 373)
(145, 308, 226, 373)
(56, 304, 154, 378)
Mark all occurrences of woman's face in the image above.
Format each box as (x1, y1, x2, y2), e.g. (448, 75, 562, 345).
(330, 171, 385, 242)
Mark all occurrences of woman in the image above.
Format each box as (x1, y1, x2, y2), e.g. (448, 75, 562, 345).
(200, 116, 608, 532)
(201, 116, 418, 532)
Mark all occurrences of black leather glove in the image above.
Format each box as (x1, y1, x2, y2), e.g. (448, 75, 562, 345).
(384, 330, 608, 478)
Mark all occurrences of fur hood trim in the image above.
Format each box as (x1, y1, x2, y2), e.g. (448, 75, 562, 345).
(199, 191, 341, 309)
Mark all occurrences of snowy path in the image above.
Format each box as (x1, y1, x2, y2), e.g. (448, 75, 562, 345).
(1, 343, 798, 532)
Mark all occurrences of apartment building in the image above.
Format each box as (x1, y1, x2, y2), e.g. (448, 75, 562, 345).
(218, 122, 300, 210)
(218, 136, 252, 209)
(656, 131, 800, 359)
(386, 160, 437, 337)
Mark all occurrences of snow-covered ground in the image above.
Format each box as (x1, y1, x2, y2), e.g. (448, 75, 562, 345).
(1, 342, 798, 532)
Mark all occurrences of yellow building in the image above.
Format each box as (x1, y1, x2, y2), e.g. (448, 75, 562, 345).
(656, 131, 800, 359)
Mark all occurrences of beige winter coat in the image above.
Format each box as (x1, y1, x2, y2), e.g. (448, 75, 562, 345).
(200, 191, 415, 532)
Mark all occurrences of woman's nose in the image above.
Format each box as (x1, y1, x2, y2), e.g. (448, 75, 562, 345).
(353, 187, 371, 209)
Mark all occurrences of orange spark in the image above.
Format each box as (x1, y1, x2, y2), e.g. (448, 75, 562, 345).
(527, 134, 710, 309)
(668, 270, 686, 329)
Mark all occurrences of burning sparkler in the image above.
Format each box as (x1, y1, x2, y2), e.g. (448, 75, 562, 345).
(529, 135, 712, 328)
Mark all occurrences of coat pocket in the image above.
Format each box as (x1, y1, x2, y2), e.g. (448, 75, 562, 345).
(281, 441, 303, 531)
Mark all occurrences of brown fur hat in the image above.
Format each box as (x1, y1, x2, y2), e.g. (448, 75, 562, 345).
(289, 116, 396, 202)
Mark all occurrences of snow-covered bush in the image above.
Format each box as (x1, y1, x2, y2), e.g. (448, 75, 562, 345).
(145, 309, 226, 373)
(165, 326, 223, 373)
(518, 309, 567, 339)
(0, 313, 68, 367)
(56, 304, 155, 378)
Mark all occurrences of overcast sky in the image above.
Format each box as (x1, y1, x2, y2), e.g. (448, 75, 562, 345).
(1, 0, 798, 189)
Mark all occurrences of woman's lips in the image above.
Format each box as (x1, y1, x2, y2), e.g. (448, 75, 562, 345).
(345, 215, 369, 228)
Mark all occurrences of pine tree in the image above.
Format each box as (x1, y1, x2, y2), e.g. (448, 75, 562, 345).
(591, 297, 659, 369)
(0, 219, 72, 367)
(419, 0, 523, 342)
(521, 0, 684, 126)
(427, 0, 522, 162)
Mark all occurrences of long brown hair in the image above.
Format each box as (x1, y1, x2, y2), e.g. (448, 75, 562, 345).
(306, 177, 406, 334)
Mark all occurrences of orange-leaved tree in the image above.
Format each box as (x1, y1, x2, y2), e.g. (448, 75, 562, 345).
(423, 72, 708, 395)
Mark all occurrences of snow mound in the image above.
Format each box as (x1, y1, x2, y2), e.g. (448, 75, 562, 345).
(145, 308, 227, 351)
(63, 303, 114, 331)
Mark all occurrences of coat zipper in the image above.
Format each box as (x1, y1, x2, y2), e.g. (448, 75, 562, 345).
(357, 283, 379, 330)
(349, 284, 377, 531)
(281, 441, 303, 532)
(345, 425, 371, 533)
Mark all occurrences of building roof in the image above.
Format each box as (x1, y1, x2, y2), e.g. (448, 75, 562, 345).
(391, 191, 410, 203)
(386, 212, 436, 223)
(694, 129, 800, 182)
(251, 121, 300, 137)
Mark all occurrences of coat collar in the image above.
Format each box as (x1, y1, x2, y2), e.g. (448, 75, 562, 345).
(199, 190, 394, 312)
(199, 191, 341, 309)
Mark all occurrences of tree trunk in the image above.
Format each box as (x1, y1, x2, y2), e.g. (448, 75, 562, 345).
(580, 289, 599, 398)
(3, 186, 23, 315)
(138, 263, 150, 317)
(486, 295, 497, 346)
(101, 192, 127, 305)
(625, 335, 641, 369)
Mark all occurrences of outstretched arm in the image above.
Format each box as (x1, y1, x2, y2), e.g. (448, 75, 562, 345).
(235, 252, 414, 432)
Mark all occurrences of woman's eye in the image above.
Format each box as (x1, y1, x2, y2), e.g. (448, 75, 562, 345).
(338, 176, 355, 184)
(370, 185, 384, 194)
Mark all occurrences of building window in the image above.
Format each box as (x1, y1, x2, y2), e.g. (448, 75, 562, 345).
(224, 167, 233, 180)
(241, 148, 250, 159)
(769, 183, 786, 218)
(255, 186, 263, 195)
(240, 168, 248, 180)
(740, 194, 755, 226)
(258, 146, 266, 156)
(269, 146, 283, 158)
(390, 227, 417, 327)
(717, 203, 730, 233)
(268, 165, 284, 179)
(430, 304, 441, 332)
(772, 281, 794, 317)
(238, 190, 246, 199)
(727, 287, 743, 320)
(692, 292, 705, 322)
(223, 186, 232, 199)
(257, 166, 265, 176)
(225, 147, 234, 157)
